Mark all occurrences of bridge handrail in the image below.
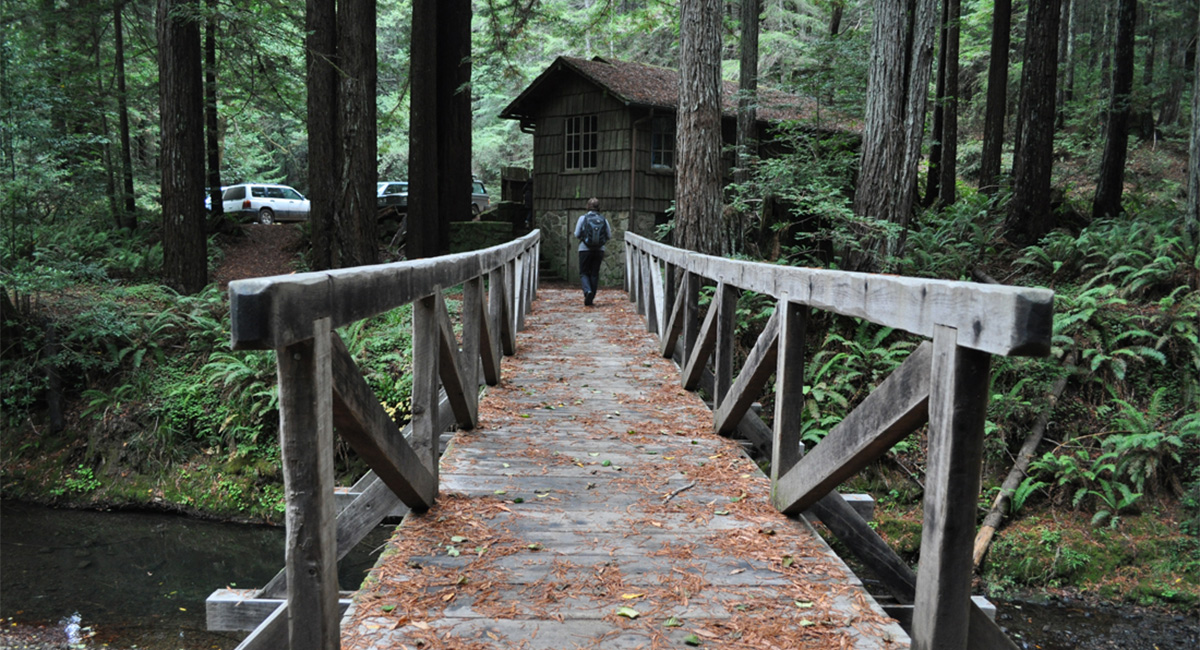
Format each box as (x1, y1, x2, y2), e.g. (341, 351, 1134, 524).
(624, 232, 1048, 650)
(624, 232, 1052, 357)
(222, 230, 541, 650)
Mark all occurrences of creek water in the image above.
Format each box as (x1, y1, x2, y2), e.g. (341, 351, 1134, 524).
(2, 500, 1197, 649)
(0, 500, 391, 649)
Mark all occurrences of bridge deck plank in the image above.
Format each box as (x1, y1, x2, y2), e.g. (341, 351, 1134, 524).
(342, 287, 909, 650)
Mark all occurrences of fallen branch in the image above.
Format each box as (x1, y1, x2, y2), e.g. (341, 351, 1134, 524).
(662, 481, 696, 503)
(973, 352, 1076, 569)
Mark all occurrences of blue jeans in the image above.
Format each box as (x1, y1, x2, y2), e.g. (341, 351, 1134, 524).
(578, 249, 604, 301)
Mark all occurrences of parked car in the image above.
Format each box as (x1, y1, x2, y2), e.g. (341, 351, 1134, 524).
(377, 181, 408, 212)
(471, 177, 489, 216)
(222, 183, 310, 224)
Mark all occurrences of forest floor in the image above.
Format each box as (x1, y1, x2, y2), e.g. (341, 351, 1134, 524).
(211, 223, 307, 287)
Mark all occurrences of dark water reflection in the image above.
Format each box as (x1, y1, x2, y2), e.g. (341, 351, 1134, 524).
(0, 500, 390, 649)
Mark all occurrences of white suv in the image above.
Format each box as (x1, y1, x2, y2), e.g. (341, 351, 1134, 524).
(222, 183, 310, 224)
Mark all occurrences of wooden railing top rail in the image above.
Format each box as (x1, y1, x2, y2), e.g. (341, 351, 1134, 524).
(229, 230, 541, 350)
(625, 233, 1053, 357)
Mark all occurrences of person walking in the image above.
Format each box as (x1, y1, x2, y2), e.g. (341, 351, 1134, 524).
(574, 197, 611, 306)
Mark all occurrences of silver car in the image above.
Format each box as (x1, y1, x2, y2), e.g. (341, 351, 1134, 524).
(222, 183, 310, 224)
(471, 177, 489, 216)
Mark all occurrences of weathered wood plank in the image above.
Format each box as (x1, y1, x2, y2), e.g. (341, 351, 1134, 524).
(276, 317, 339, 650)
(681, 284, 721, 391)
(770, 298, 807, 486)
(774, 343, 933, 515)
(436, 294, 476, 429)
(659, 279, 685, 359)
(328, 333, 436, 510)
(625, 233, 1052, 357)
(411, 294, 441, 487)
(714, 283, 739, 410)
(479, 271, 502, 385)
(230, 231, 540, 350)
(911, 325, 991, 650)
(209, 590, 353, 634)
(461, 277, 484, 397)
(713, 305, 780, 434)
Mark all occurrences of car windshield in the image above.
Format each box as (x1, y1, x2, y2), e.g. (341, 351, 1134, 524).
(379, 183, 408, 194)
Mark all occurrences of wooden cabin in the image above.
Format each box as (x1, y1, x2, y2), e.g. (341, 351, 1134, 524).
(500, 55, 842, 285)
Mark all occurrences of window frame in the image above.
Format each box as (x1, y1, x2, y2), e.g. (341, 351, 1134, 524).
(564, 114, 599, 171)
(650, 116, 675, 171)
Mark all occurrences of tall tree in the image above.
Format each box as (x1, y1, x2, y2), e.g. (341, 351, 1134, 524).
(1092, 0, 1137, 221)
(851, 0, 939, 268)
(113, 0, 137, 229)
(158, 0, 207, 294)
(307, 0, 378, 269)
(1187, 3, 1199, 254)
(203, 0, 222, 226)
(936, 0, 960, 207)
(979, 0, 1012, 196)
(924, 0, 949, 206)
(735, 0, 759, 188)
(1005, 0, 1063, 245)
(408, 0, 471, 260)
(675, 0, 724, 255)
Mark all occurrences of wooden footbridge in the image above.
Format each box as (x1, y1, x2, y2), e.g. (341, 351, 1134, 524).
(209, 230, 1052, 650)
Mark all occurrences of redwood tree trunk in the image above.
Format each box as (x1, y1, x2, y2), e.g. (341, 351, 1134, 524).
(1186, 4, 1199, 254)
(1092, 0, 1137, 221)
(158, 0, 207, 294)
(978, 0, 1012, 196)
(1005, 0, 1062, 245)
(924, 0, 948, 207)
(735, 0, 759, 187)
(337, 0, 378, 267)
(936, 0, 960, 207)
(851, 0, 938, 267)
(307, 0, 339, 270)
(408, 0, 470, 259)
(676, 0, 724, 255)
(114, 0, 137, 228)
(203, 0, 222, 225)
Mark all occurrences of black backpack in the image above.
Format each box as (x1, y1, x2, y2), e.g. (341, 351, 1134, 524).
(580, 211, 609, 249)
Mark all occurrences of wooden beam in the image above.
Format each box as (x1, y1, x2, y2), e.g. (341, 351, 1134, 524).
(912, 325, 991, 650)
(276, 318, 339, 650)
(625, 233, 1052, 357)
(461, 277, 485, 393)
(210, 591, 354, 634)
(412, 294, 441, 487)
(230, 231, 540, 350)
(479, 270, 502, 385)
(713, 306, 780, 434)
(435, 294, 476, 429)
(681, 285, 721, 391)
(714, 283, 739, 410)
(659, 282, 685, 359)
(771, 298, 807, 486)
(774, 342, 933, 515)
(328, 333, 436, 510)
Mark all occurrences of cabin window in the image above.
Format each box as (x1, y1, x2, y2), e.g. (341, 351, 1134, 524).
(651, 116, 674, 170)
(565, 115, 598, 170)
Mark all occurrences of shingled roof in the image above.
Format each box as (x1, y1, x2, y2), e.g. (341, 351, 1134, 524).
(500, 56, 854, 130)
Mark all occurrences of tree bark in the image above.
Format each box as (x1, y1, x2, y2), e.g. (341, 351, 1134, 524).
(924, 0, 949, 207)
(1188, 3, 1200, 263)
(158, 0, 207, 294)
(307, 0, 339, 270)
(735, 0, 758, 188)
(851, 0, 939, 268)
(979, 0, 1012, 196)
(408, 0, 439, 260)
(114, 0, 137, 229)
(936, 0, 960, 207)
(1091, 0, 1137, 221)
(337, 0, 379, 267)
(676, 0, 724, 255)
(203, 0, 222, 226)
(408, 0, 470, 260)
(307, 0, 378, 269)
(1005, 0, 1062, 245)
